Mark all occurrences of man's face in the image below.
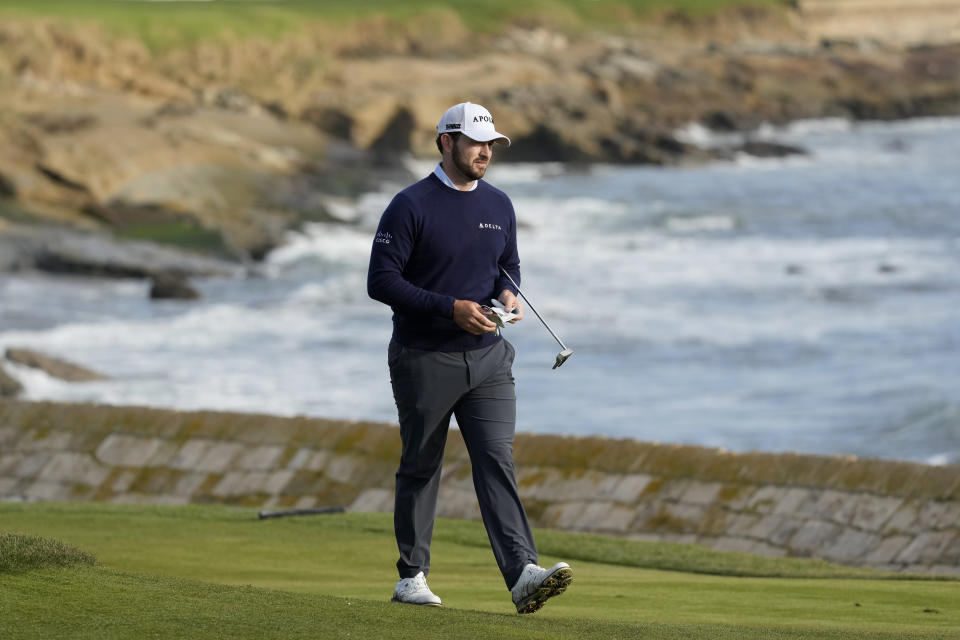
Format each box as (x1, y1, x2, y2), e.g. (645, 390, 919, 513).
(450, 135, 494, 181)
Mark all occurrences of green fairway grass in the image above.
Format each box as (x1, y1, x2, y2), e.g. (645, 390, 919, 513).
(0, 0, 788, 49)
(1, 502, 957, 639)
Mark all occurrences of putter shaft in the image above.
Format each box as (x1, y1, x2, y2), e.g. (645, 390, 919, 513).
(498, 267, 569, 351)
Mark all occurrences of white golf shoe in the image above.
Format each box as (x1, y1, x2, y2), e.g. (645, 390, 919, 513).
(391, 571, 442, 607)
(510, 561, 573, 614)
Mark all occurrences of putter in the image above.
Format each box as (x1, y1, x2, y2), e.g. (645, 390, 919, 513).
(499, 266, 573, 369)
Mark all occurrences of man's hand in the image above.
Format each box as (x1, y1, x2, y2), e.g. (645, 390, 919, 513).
(453, 299, 499, 335)
(498, 290, 523, 323)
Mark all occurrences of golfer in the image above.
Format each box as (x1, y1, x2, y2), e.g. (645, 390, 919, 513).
(367, 102, 572, 614)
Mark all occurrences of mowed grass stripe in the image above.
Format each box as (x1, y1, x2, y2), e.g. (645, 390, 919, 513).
(2, 567, 956, 640)
(1, 502, 957, 639)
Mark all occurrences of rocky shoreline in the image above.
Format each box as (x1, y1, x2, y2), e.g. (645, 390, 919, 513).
(0, 3, 958, 276)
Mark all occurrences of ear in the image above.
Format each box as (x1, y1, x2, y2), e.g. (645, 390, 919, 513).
(440, 133, 456, 154)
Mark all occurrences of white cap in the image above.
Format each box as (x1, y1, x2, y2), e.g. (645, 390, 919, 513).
(437, 102, 510, 146)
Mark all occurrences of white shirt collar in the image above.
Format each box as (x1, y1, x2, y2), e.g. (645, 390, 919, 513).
(434, 163, 477, 192)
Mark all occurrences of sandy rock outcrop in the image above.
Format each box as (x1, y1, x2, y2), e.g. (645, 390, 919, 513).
(0, 78, 336, 259)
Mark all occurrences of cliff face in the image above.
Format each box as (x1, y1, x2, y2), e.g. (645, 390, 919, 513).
(0, 4, 958, 266)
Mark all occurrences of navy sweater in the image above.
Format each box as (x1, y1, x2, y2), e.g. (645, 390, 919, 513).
(367, 173, 521, 352)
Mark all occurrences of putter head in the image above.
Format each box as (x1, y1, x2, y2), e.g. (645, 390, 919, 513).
(553, 348, 574, 370)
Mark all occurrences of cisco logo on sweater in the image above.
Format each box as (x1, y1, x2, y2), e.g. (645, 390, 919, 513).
(478, 223, 502, 231)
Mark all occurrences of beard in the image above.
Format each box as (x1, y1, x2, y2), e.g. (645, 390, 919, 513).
(452, 142, 487, 180)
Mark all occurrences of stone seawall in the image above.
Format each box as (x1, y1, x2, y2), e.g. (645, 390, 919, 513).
(1, 400, 958, 575)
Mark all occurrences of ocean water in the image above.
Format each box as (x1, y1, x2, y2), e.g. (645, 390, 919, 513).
(3, 117, 959, 464)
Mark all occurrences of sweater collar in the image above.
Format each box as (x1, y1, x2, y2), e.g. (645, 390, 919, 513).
(433, 163, 478, 192)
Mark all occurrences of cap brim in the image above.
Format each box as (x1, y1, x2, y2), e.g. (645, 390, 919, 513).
(463, 132, 511, 147)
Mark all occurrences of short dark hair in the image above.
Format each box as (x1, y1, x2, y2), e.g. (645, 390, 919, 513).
(435, 131, 461, 153)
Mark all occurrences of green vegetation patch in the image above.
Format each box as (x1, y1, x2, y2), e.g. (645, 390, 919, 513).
(0, 0, 793, 49)
(0, 199, 48, 224)
(114, 221, 229, 254)
(0, 532, 97, 573)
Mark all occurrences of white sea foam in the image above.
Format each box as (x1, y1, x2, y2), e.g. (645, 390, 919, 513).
(675, 116, 960, 146)
(846, 116, 960, 136)
(288, 272, 369, 305)
(647, 236, 945, 290)
(778, 118, 853, 137)
(400, 155, 435, 179)
(267, 223, 374, 270)
(514, 227, 959, 350)
(514, 195, 630, 230)
(675, 118, 854, 148)
(2, 293, 397, 422)
(323, 199, 364, 223)
(664, 214, 737, 233)
(673, 122, 745, 148)
(926, 453, 954, 466)
(486, 162, 567, 184)
(1, 361, 70, 399)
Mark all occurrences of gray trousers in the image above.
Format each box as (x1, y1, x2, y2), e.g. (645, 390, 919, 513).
(388, 338, 537, 589)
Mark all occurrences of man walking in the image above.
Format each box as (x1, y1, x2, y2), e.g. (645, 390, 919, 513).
(367, 102, 572, 614)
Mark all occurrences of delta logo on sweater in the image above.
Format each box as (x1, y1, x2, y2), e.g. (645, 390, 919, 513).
(478, 223, 502, 231)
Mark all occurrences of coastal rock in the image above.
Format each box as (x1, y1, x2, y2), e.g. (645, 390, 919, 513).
(5, 348, 108, 382)
(149, 272, 200, 300)
(300, 105, 354, 140)
(0, 365, 23, 397)
(701, 110, 742, 132)
(503, 125, 594, 163)
(29, 230, 238, 279)
(0, 7, 959, 276)
(0, 71, 330, 264)
(737, 140, 808, 158)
